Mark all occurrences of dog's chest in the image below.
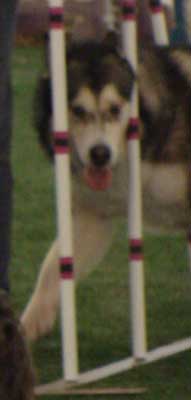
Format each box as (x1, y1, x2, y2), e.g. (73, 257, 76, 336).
(73, 161, 188, 232)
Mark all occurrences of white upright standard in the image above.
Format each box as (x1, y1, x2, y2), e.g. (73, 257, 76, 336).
(48, 0, 78, 382)
(121, 0, 147, 360)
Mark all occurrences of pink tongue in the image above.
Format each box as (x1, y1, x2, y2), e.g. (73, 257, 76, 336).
(84, 167, 112, 191)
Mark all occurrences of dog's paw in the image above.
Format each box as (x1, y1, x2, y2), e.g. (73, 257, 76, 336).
(20, 295, 58, 341)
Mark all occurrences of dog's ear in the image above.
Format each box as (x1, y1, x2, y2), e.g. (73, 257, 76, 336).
(102, 31, 119, 51)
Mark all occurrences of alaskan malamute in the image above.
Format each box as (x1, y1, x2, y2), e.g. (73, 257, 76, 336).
(22, 33, 191, 340)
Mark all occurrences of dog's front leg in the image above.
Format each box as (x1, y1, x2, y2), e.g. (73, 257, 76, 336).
(21, 211, 114, 341)
(21, 240, 59, 341)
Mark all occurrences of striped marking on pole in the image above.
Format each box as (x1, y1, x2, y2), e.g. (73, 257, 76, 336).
(121, 0, 136, 21)
(49, 7, 64, 29)
(127, 117, 139, 140)
(60, 257, 74, 280)
(129, 239, 144, 261)
(149, 0, 163, 14)
(54, 131, 69, 154)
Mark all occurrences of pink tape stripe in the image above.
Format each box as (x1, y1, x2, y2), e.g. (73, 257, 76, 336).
(127, 117, 139, 140)
(60, 257, 73, 264)
(60, 257, 74, 280)
(150, 6, 163, 14)
(54, 131, 69, 154)
(129, 238, 144, 261)
(49, 7, 64, 29)
(130, 239, 143, 247)
(149, 0, 163, 14)
(60, 272, 74, 280)
(121, 0, 136, 21)
(49, 6, 64, 15)
(54, 131, 68, 139)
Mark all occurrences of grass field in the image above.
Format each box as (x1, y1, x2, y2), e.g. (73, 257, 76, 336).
(10, 45, 191, 399)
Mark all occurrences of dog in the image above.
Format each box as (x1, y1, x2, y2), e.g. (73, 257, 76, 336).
(0, 291, 35, 399)
(21, 32, 191, 341)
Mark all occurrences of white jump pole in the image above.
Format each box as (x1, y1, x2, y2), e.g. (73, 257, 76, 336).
(48, 0, 78, 382)
(121, 0, 147, 360)
(149, 0, 170, 45)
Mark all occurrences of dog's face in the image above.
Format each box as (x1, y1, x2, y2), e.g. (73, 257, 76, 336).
(67, 40, 135, 191)
(69, 83, 131, 191)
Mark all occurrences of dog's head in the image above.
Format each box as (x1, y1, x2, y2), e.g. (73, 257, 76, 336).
(37, 34, 135, 191)
(67, 36, 135, 191)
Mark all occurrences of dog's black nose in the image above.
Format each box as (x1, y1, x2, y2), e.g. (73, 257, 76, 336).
(90, 145, 111, 167)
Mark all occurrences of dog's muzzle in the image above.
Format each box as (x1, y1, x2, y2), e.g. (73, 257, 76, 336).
(83, 144, 112, 192)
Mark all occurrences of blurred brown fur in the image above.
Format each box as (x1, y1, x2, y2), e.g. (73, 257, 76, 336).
(0, 291, 35, 400)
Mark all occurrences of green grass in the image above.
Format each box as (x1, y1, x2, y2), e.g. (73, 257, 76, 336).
(11, 45, 191, 399)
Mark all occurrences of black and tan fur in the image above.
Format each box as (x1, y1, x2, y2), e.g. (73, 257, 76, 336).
(21, 34, 191, 340)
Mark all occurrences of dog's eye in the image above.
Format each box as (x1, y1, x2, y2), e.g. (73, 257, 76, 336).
(72, 105, 86, 119)
(109, 104, 121, 118)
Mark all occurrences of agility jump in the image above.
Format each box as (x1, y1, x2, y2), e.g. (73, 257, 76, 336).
(36, 0, 191, 396)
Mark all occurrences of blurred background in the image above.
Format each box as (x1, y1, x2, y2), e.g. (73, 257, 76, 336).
(17, 0, 188, 45)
